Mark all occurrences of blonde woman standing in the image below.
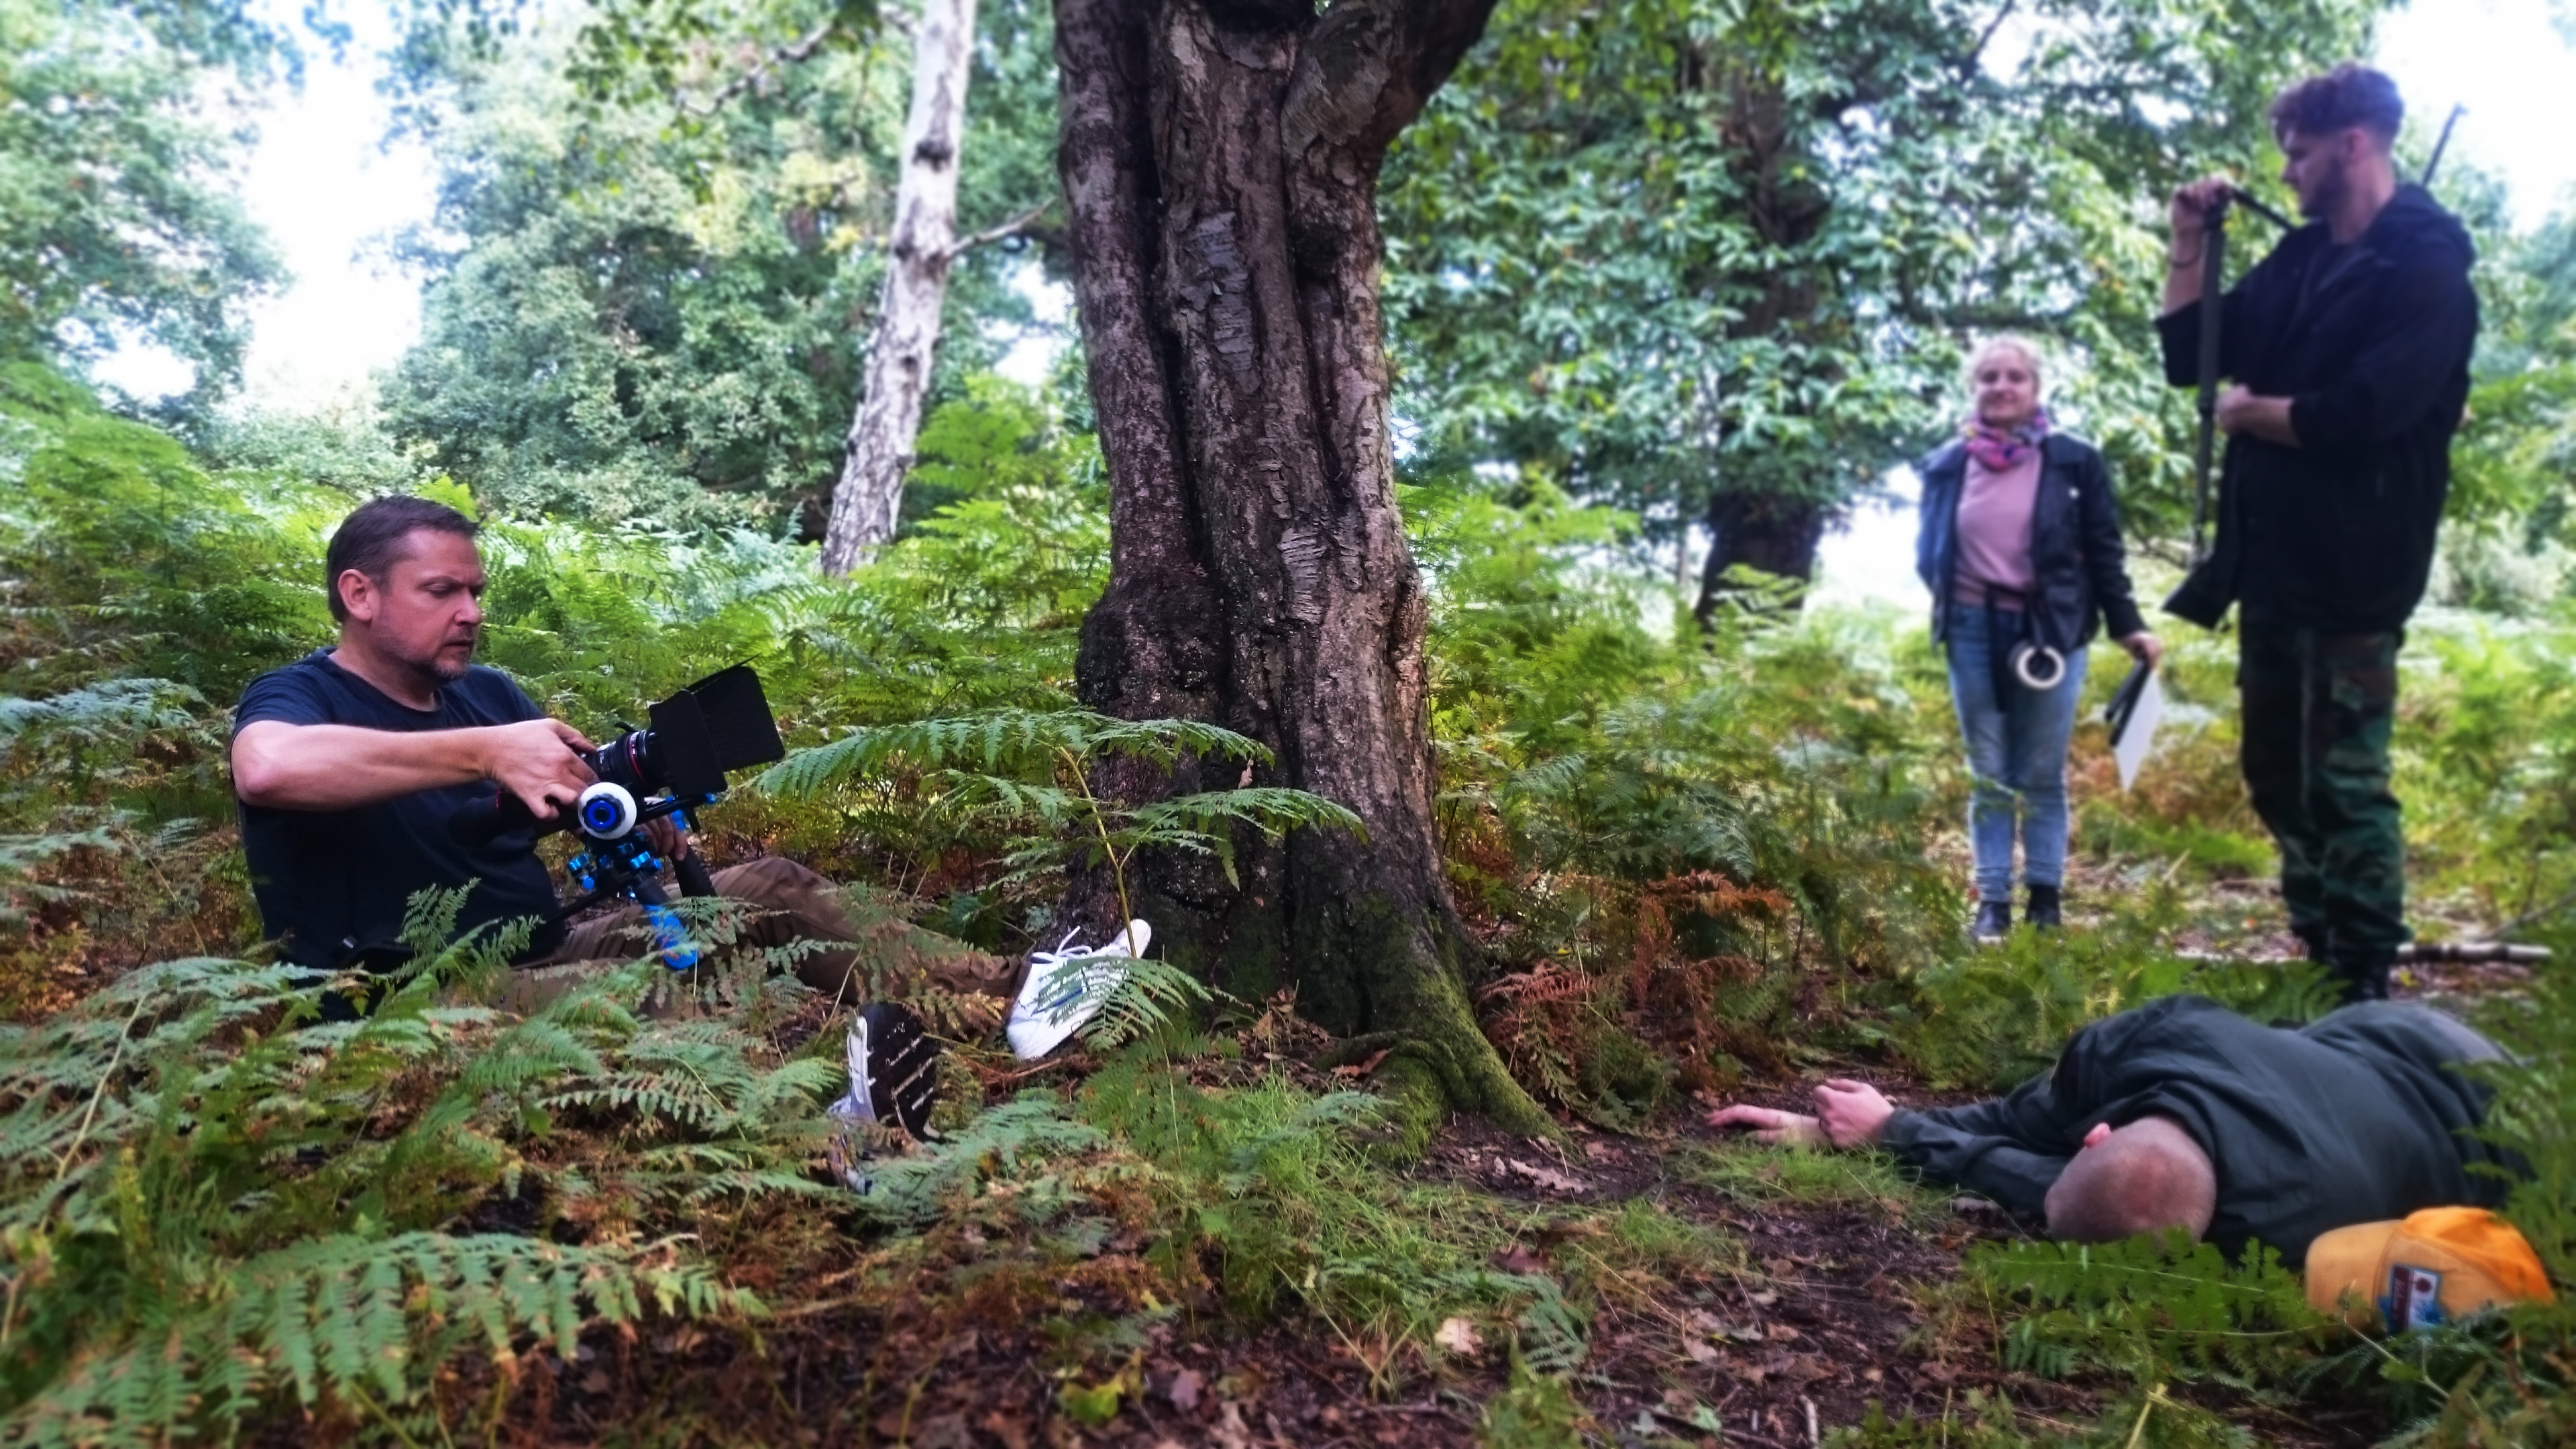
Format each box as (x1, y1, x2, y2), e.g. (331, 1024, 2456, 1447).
(1915, 339, 2162, 939)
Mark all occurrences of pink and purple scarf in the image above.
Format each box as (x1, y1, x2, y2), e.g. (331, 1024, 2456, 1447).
(1962, 409, 2051, 472)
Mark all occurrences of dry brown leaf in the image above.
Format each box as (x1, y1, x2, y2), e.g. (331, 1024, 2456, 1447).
(1498, 1157, 1585, 1193)
(1165, 1366, 1205, 1412)
(1434, 1316, 1485, 1357)
(1330, 1047, 1393, 1079)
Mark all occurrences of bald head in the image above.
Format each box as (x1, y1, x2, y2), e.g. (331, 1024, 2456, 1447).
(2044, 1116, 2217, 1245)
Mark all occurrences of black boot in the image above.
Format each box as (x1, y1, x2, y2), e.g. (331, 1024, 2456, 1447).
(2025, 883, 2062, 931)
(2292, 921, 2330, 963)
(2328, 949, 2394, 1005)
(1972, 898, 2012, 943)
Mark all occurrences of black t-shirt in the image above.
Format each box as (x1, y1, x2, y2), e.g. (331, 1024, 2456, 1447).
(233, 651, 566, 967)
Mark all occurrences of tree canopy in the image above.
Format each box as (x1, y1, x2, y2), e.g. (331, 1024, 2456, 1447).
(0, 0, 285, 409)
(378, 0, 1060, 530)
(1381, 0, 2381, 598)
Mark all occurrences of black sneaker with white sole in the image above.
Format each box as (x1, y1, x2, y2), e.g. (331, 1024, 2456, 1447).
(828, 1002, 941, 1141)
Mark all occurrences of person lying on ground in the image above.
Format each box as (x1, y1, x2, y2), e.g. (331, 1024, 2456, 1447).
(1705, 995, 2520, 1266)
(227, 494, 1021, 1029)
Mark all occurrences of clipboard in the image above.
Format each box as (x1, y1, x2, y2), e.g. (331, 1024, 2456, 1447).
(2104, 659, 2163, 792)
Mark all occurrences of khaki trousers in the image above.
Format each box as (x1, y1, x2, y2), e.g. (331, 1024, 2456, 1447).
(502, 857, 1019, 1028)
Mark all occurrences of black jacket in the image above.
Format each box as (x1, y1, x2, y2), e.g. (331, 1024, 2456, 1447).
(2158, 185, 2479, 632)
(1914, 433, 2149, 653)
(1882, 996, 2518, 1265)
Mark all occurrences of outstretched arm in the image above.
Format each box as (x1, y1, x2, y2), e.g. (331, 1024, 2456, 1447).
(233, 717, 596, 818)
(1880, 1070, 2082, 1221)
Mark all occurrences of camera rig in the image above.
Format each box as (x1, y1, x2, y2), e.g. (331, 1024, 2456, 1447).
(449, 664, 784, 967)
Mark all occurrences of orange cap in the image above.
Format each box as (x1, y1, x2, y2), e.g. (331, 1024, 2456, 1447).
(2305, 1208, 2556, 1332)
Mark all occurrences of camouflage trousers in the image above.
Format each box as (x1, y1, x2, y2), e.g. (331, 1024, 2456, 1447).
(2237, 624, 2408, 971)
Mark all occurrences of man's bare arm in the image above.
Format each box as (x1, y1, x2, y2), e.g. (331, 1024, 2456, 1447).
(2161, 176, 2234, 316)
(233, 717, 595, 816)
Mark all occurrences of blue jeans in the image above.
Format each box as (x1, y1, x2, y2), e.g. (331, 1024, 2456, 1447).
(1944, 602, 2088, 902)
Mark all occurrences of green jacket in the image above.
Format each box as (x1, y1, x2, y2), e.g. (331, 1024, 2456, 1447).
(1882, 996, 2516, 1265)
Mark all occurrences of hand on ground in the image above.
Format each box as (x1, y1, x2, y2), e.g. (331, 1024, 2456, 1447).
(485, 718, 595, 818)
(1705, 1104, 1826, 1147)
(1813, 1078, 1896, 1148)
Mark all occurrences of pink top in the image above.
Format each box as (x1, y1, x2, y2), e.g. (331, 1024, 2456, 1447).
(1952, 450, 2041, 604)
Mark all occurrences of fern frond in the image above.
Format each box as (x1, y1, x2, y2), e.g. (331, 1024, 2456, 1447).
(754, 710, 1273, 800)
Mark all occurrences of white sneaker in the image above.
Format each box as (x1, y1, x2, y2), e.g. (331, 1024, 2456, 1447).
(1006, 920, 1151, 1060)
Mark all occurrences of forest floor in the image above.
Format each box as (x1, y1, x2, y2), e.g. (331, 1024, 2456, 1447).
(418, 943, 2532, 1449)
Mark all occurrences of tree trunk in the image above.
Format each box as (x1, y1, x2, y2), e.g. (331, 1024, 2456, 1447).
(820, 0, 979, 574)
(1688, 66, 1835, 626)
(1692, 490, 1827, 626)
(1056, 0, 1549, 1140)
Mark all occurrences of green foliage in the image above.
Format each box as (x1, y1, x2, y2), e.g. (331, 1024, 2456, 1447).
(1678, 1140, 1946, 1225)
(757, 708, 1362, 924)
(1381, 0, 2381, 561)
(0, 0, 286, 403)
(1442, 595, 1957, 1013)
(1829, 1384, 2255, 1449)
(1894, 890, 2341, 1090)
(0, 362, 333, 700)
(848, 1055, 1703, 1401)
(384, 0, 1061, 527)
(1478, 1352, 1592, 1447)
(2396, 613, 2576, 937)
(1966, 1233, 2329, 1389)
(0, 886, 847, 1442)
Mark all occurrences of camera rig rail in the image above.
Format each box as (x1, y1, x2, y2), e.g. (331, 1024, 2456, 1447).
(449, 664, 784, 968)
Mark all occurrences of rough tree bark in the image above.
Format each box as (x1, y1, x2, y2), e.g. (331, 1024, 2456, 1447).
(1692, 491, 1829, 625)
(820, 0, 979, 574)
(1055, 0, 1550, 1139)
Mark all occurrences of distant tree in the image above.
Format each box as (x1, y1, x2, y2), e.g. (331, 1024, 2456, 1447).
(1381, 0, 2382, 614)
(381, 0, 1059, 530)
(822, 0, 1019, 573)
(0, 0, 285, 409)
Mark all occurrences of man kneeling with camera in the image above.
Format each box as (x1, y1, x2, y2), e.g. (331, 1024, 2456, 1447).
(229, 496, 1016, 1124)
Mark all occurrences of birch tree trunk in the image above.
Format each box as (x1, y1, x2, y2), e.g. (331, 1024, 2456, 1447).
(820, 0, 978, 574)
(1055, 0, 1549, 1138)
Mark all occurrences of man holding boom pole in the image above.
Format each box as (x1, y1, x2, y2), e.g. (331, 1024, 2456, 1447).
(2158, 64, 2479, 1003)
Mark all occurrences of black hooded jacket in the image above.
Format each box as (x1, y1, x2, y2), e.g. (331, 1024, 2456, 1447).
(2157, 184, 2478, 632)
(1881, 996, 2518, 1266)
